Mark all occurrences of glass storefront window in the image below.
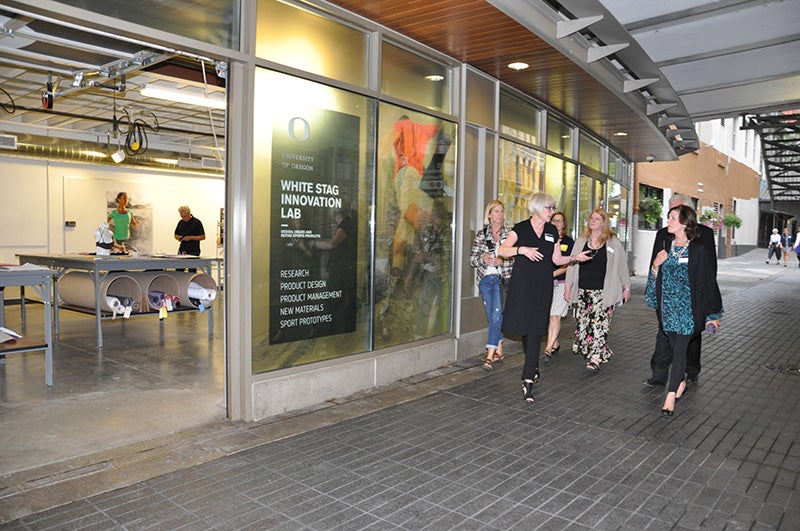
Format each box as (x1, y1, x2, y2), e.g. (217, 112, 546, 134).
(58, 0, 240, 48)
(607, 182, 630, 248)
(547, 116, 573, 157)
(252, 68, 375, 372)
(497, 140, 545, 224)
(579, 132, 603, 172)
(577, 173, 607, 231)
(256, 0, 368, 87)
(500, 92, 541, 146)
(609, 151, 620, 182)
(381, 42, 452, 114)
(465, 68, 495, 128)
(374, 104, 457, 348)
(544, 155, 577, 238)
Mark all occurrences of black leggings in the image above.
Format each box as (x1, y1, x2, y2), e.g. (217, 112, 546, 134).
(521, 334, 543, 381)
(665, 332, 691, 393)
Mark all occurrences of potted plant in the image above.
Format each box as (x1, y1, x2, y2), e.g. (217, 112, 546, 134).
(638, 195, 663, 228)
(699, 210, 722, 230)
(723, 212, 742, 229)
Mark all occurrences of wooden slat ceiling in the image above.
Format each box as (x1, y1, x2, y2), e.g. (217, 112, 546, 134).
(327, 0, 675, 163)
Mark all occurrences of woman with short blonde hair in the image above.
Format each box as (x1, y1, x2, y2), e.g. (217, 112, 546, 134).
(499, 193, 591, 402)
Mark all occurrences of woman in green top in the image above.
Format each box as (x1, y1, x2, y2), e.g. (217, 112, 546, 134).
(107, 191, 139, 251)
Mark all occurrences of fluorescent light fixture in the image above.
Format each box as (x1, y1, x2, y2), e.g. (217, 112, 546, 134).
(508, 62, 529, 70)
(613, 131, 628, 137)
(140, 84, 226, 110)
(177, 157, 203, 169)
(111, 148, 125, 163)
(424, 74, 444, 82)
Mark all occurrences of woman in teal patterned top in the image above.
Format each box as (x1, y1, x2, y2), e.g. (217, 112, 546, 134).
(646, 205, 722, 417)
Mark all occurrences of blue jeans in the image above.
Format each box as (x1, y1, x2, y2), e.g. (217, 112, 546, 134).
(478, 274, 503, 349)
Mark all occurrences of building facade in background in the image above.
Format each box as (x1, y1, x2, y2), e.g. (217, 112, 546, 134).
(633, 118, 762, 275)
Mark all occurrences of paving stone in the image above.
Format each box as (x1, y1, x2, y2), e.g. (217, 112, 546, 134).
(4, 250, 800, 530)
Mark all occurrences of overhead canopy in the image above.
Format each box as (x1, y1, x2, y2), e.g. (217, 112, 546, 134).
(596, 0, 800, 210)
(599, 0, 800, 121)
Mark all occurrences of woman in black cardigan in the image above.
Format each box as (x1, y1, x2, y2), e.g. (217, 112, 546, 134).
(646, 205, 723, 416)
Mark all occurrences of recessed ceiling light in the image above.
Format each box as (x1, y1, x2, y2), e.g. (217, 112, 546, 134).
(613, 131, 628, 137)
(424, 74, 445, 82)
(508, 62, 529, 71)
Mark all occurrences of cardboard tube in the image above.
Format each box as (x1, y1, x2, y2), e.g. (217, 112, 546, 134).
(59, 272, 142, 313)
(166, 272, 217, 309)
(131, 272, 181, 311)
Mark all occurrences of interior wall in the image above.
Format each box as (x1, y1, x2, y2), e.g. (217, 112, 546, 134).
(0, 157, 225, 265)
(0, 158, 48, 263)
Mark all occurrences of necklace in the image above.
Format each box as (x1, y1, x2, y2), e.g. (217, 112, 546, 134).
(587, 234, 603, 250)
(670, 241, 688, 259)
(491, 223, 502, 239)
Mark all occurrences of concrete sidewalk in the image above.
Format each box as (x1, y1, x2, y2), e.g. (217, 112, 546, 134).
(2, 249, 799, 529)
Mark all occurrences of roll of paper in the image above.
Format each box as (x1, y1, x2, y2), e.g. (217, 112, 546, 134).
(105, 296, 123, 315)
(187, 282, 216, 305)
(148, 290, 166, 310)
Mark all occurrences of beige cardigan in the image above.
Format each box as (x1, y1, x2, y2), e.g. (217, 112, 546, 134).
(565, 235, 630, 308)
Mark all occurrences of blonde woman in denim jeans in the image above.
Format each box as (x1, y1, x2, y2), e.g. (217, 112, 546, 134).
(469, 200, 513, 371)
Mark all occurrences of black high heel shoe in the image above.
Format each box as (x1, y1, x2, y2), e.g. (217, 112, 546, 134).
(522, 380, 535, 403)
(661, 392, 676, 417)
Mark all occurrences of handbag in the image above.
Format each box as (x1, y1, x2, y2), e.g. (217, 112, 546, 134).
(794, 242, 800, 254)
(499, 276, 509, 311)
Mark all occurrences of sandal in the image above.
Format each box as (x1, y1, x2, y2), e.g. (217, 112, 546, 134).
(543, 348, 552, 362)
(482, 358, 494, 371)
(494, 352, 505, 362)
(585, 361, 600, 373)
(522, 380, 535, 403)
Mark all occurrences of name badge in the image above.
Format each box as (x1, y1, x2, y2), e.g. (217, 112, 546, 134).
(560, 243, 568, 252)
(679, 257, 689, 264)
(545, 234, 555, 242)
(607, 247, 615, 254)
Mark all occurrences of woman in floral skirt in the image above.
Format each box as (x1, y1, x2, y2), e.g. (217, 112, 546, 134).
(565, 208, 631, 372)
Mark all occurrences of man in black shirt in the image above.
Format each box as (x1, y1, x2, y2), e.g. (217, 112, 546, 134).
(174, 205, 206, 256)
